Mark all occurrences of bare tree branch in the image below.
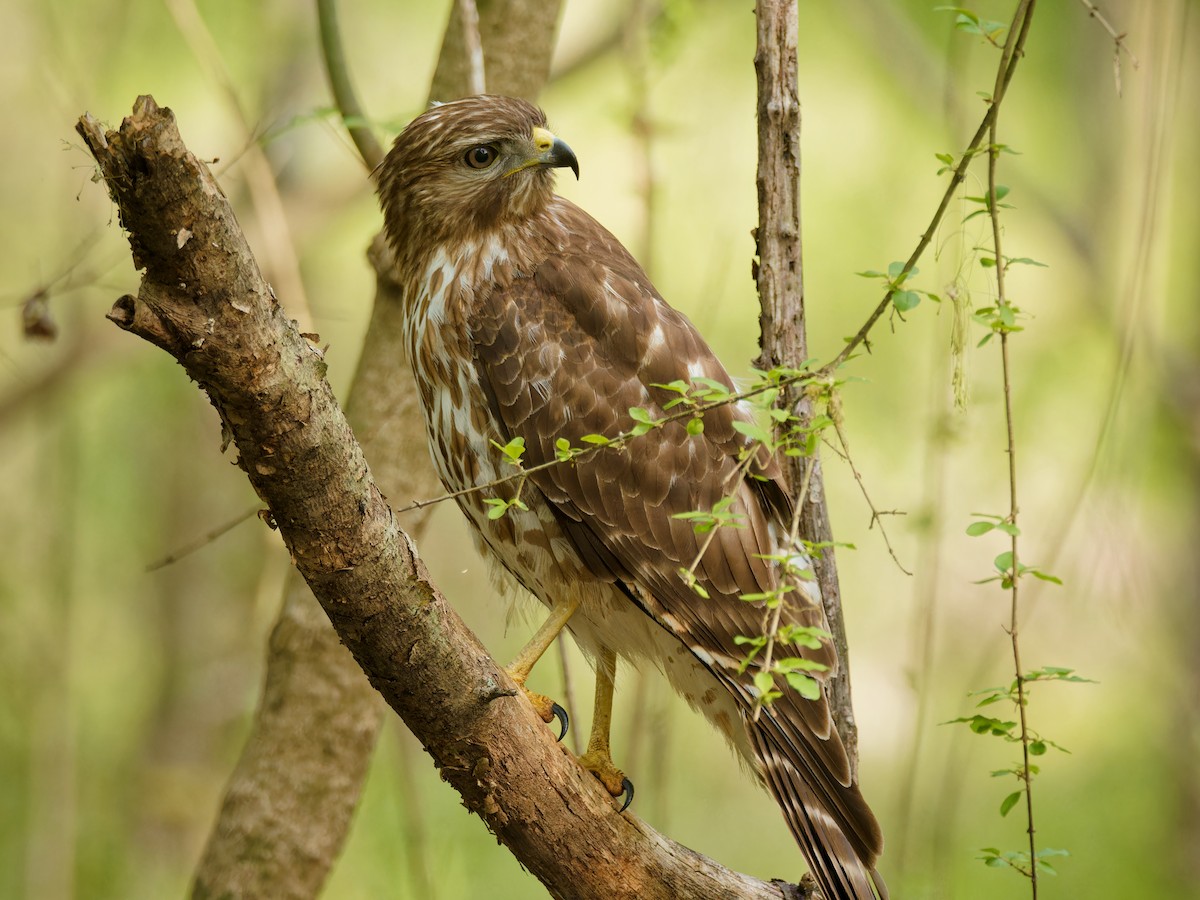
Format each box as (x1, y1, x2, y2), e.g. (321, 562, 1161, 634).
(77, 93, 806, 900)
(752, 0, 864, 773)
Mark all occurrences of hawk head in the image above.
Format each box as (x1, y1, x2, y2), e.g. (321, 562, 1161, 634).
(377, 95, 579, 260)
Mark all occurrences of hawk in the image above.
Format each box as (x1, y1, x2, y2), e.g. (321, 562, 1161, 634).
(377, 94, 886, 899)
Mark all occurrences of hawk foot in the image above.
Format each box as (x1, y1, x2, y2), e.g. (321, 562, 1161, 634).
(578, 750, 634, 812)
(520, 686, 569, 742)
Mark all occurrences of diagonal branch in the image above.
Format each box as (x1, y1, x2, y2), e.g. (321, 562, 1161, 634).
(78, 94, 804, 900)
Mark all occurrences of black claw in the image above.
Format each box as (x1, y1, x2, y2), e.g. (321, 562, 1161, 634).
(617, 777, 634, 813)
(550, 703, 569, 742)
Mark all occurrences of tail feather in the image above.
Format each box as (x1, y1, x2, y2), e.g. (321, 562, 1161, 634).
(735, 683, 887, 900)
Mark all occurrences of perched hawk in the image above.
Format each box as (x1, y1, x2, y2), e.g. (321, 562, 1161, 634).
(377, 95, 885, 899)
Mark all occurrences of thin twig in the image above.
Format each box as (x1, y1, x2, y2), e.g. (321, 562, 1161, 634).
(393, 374, 815, 515)
(316, 0, 384, 170)
(987, 2, 1039, 894)
(822, 1, 1040, 377)
(751, 455, 819, 723)
(146, 505, 260, 571)
(1076, 0, 1140, 96)
(829, 402, 912, 576)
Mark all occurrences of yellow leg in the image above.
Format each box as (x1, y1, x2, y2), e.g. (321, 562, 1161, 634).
(506, 595, 581, 684)
(578, 646, 633, 811)
(505, 596, 580, 735)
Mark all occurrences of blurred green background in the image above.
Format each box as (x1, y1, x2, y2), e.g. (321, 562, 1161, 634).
(2, 1, 1197, 897)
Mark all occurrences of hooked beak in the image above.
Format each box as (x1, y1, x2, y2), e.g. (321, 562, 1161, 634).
(530, 126, 579, 180)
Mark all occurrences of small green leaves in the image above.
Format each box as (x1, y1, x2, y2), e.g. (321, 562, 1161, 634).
(627, 406, 657, 436)
(784, 670, 821, 701)
(935, 7, 1009, 46)
(490, 436, 526, 466)
(966, 513, 1020, 537)
(999, 791, 1022, 817)
(978, 847, 1069, 877)
(752, 670, 783, 705)
(857, 261, 939, 313)
(673, 496, 743, 534)
(944, 714, 1018, 737)
(1023, 666, 1095, 685)
(964, 184, 1014, 222)
(731, 418, 773, 446)
(677, 567, 710, 599)
(483, 496, 528, 520)
(776, 623, 830, 649)
(553, 437, 580, 462)
(974, 550, 1062, 590)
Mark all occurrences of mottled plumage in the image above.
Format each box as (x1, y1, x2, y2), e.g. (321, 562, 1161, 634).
(377, 95, 885, 899)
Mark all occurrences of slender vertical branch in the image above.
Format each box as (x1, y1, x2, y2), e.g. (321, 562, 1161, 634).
(987, 2, 1038, 894)
(753, 0, 864, 768)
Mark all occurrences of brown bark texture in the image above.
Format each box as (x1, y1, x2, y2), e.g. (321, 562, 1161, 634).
(77, 94, 807, 900)
(429, 0, 564, 102)
(752, 0, 860, 772)
(190, 4, 565, 896)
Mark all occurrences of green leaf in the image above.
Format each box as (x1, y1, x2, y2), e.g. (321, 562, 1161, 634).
(1007, 256, 1048, 268)
(732, 419, 773, 445)
(484, 499, 510, 520)
(581, 433, 610, 445)
(777, 656, 827, 672)
(994, 551, 1014, 572)
(1031, 569, 1063, 585)
(686, 417, 704, 436)
(966, 521, 995, 536)
(893, 290, 921, 312)
(490, 436, 526, 464)
(628, 406, 654, 424)
(1030, 740, 1047, 756)
(785, 672, 821, 700)
(753, 670, 775, 696)
(999, 791, 1022, 817)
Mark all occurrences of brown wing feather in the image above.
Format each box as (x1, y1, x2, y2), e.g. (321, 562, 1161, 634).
(469, 198, 884, 897)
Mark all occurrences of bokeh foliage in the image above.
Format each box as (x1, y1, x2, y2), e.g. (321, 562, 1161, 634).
(2, 1, 1197, 898)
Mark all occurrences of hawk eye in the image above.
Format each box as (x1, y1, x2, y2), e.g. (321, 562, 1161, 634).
(464, 145, 498, 169)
